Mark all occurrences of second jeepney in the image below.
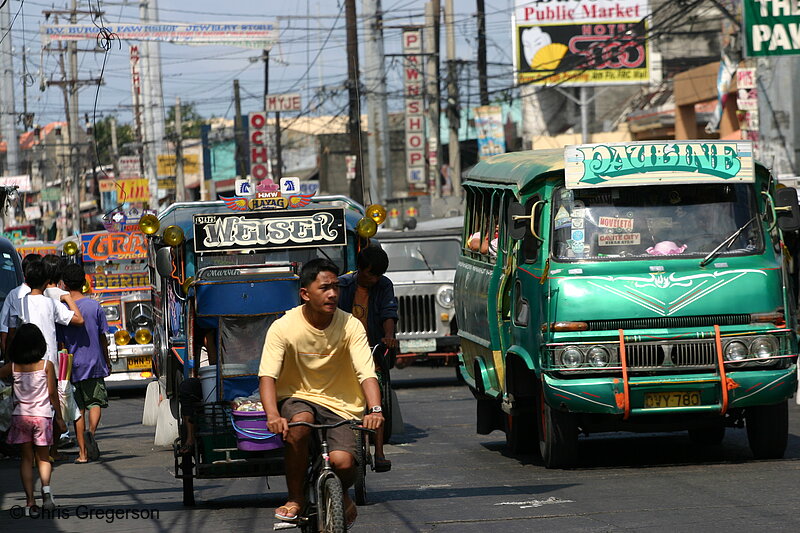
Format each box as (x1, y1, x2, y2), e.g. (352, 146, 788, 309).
(455, 141, 800, 468)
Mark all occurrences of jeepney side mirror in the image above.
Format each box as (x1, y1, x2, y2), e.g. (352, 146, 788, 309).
(507, 201, 527, 240)
(775, 187, 800, 232)
(155, 247, 173, 278)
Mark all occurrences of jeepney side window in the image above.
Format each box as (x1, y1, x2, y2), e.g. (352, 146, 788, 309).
(522, 195, 542, 262)
(464, 187, 483, 259)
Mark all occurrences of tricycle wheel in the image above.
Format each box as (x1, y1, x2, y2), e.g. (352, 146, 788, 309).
(538, 387, 578, 469)
(746, 400, 788, 459)
(181, 453, 195, 506)
(354, 431, 368, 505)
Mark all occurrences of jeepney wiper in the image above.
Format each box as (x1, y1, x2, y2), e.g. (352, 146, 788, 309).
(416, 247, 435, 274)
(699, 216, 757, 268)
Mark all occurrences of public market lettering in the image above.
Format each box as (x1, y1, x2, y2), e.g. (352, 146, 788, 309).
(567, 142, 753, 188)
(88, 272, 150, 293)
(81, 232, 148, 262)
(194, 208, 346, 253)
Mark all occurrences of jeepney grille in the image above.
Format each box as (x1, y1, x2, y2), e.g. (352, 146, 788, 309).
(626, 341, 717, 368)
(397, 295, 437, 335)
(585, 314, 751, 331)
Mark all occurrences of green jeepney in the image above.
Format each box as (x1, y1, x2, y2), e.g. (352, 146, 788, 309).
(455, 141, 800, 468)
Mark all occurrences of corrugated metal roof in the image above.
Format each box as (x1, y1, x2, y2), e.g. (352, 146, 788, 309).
(463, 149, 564, 190)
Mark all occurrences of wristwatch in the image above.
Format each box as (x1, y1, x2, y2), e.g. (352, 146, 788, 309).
(368, 406, 383, 414)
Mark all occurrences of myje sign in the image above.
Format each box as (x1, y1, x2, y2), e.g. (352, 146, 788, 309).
(744, 0, 800, 57)
(266, 93, 301, 112)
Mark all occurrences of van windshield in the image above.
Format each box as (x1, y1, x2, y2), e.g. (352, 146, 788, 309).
(383, 239, 461, 271)
(552, 184, 763, 261)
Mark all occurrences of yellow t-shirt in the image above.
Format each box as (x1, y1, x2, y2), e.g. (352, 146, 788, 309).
(258, 305, 377, 420)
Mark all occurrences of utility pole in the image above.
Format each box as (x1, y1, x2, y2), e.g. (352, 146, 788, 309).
(262, 49, 283, 181)
(345, 0, 365, 205)
(233, 80, 247, 179)
(444, 0, 461, 198)
(175, 97, 185, 202)
(425, 1, 441, 198)
(0, 1, 20, 176)
(68, 0, 80, 234)
(110, 116, 119, 178)
(476, 0, 489, 106)
(362, 0, 391, 204)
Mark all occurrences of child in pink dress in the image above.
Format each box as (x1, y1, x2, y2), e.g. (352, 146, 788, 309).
(0, 323, 66, 513)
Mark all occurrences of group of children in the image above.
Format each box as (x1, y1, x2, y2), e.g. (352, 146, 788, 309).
(0, 253, 111, 514)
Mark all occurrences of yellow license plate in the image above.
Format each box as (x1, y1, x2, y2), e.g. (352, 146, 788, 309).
(644, 391, 701, 409)
(127, 356, 152, 370)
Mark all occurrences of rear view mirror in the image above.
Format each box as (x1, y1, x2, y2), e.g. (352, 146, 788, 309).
(775, 187, 800, 232)
(155, 247, 173, 278)
(507, 202, 527, 240)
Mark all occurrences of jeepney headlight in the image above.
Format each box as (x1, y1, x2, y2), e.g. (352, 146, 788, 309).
(135, 328, 153, 345)
(560, 346, 583, 368)
(436, 286, 455, 308)
(587, 346, 610, 367)
(114, 330, 131, 346)
(724, 340, 748, 361)
(750, 336, 778, 361)
(103, 305, 120, 322)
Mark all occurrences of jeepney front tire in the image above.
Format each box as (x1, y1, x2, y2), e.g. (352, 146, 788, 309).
(538, 392, 578, 469)
(746, 400, 788, 459)
(505, 407, 538, 455)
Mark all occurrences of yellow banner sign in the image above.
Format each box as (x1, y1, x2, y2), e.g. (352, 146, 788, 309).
(88, 272, 150, 293)
(98, 179, 150, 202)
(157, 154, 200, 177)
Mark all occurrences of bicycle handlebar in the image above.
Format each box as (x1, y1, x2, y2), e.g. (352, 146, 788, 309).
(288, 419, 375, 434)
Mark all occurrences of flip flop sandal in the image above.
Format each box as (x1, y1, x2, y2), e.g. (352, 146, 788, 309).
(346, 501, 358, 530)
(274, 504, 301, 522)
(374, 457, 392, 472)
(74, 457, 91, 464)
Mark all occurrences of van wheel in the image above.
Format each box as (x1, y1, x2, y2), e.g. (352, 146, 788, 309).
(538, 389, 578, 468)
(746, 400, 788, 459)
(505, 409, 538, 455)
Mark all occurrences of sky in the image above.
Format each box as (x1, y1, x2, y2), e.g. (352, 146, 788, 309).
(8, 0, 517, 129)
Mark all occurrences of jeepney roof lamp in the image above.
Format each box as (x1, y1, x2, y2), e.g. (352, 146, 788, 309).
(547, 321, 589, 332)
(81, 281, 90, 294)
(356, 217, 378, 238)
(366, 204, 387, 225)
(139, 214, 160, 235)
(163, 225, 184, 247)
(62, 240, 79, 256)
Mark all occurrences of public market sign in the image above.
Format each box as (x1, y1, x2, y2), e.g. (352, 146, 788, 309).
(193, 208, 346, 253)
(744, 0, 800, 57)
(564, 142, 755, 188)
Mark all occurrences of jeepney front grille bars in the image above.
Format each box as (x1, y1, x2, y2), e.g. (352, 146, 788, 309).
(397, 295, 437, 335)
(585, 314, 751, 331)
(626, 341, 717, 368)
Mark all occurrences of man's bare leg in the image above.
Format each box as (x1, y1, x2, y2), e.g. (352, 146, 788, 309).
(277, 411, 313, 520)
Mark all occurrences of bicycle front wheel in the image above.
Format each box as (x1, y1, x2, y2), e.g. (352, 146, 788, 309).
(354, 431, 368, 505)
(322, 476, 346, 533)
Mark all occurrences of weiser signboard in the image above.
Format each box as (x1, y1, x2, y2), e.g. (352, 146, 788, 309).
(193, 208, 346, 253)
(564, 142, 755, 189)
(744, 0, 800, 57)
(514, 0, 650, 86)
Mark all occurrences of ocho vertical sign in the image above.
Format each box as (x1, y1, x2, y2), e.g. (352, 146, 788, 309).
(248, 111, 270, 181)
(403, 28, 425, 185)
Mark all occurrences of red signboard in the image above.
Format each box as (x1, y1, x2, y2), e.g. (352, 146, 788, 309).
(81, 232, 148, 262)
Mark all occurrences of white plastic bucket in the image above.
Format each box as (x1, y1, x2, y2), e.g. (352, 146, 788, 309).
(198, 366, 217, 403)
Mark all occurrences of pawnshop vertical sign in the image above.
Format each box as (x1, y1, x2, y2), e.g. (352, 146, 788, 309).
(744, 0, 800, 56)
(248, 112, 270, 181)
(403, 28, 425, 185)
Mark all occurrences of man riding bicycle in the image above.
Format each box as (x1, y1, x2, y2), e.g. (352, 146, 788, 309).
(338, 245, 398, 472)
(259, 259, 384, 528)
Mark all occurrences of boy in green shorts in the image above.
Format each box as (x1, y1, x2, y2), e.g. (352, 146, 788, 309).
(57, 264, 111, 463)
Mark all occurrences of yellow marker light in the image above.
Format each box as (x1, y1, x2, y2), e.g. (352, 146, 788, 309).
(356, 217, 378, 238)
(135, 328, 153, 345)
(182, 276, 195, 295)
(366, 204, 387, 225)
(440, 313, 450, 322)
(81, 281, 91, 294)
(139, 214, 160, 235)
(114, 330, 131, 346)
(163, 225, 185, 247)
(62, 241, 80, 256)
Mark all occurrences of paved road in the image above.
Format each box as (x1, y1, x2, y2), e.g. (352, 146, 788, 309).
(2, 369, 799, 532)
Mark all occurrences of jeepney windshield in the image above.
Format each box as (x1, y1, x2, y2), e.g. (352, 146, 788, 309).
(193, 244, 348, 273)
(552, 183, 763, 261)
(382, 239, 461, 272)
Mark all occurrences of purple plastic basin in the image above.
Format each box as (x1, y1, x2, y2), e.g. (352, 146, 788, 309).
(231, 410, 284, 451)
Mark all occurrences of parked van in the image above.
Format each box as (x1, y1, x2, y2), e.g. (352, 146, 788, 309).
(377, 219, 462, 366)
(455, 141, 800, 467)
